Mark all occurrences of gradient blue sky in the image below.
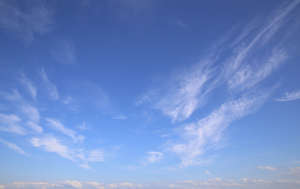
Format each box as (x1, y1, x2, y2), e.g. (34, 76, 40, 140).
(1, 0, 300, 189)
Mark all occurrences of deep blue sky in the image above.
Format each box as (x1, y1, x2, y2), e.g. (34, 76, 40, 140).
(0, 0, 300, 189)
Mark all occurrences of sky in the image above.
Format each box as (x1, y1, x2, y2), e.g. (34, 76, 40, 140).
(0, 0, 300, 188)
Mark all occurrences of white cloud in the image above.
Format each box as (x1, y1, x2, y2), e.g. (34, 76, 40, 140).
(0, 0, 53, 42)
(0, 138, 26, 155)
(40, 68, 59, 100)
(0, 113, 26, 135)
(276, 90, 300, 102)
(0, 89, 22, 102)
(46, 118, 84, 143)
(146, 151, 163, 163)
(77, 122, 88, 131)
(31, 136, 73, 160)
(170, 95, 267, 167)
(112, 115, 128, 120)
(26, 121, 43, 133)
(63, 180, 82, 189)
(30, 136, 104, 168)
(257, 166, 277, 171)
(19, 73, 37, 99)
(135, 0, 300, 166)
(108, 182, 143, 189)
(21, 104, 40, 122)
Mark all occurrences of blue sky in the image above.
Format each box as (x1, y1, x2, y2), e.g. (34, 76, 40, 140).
(0, 0, 300, 188)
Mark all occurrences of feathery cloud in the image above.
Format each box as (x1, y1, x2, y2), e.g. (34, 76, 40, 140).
(46, 118, 84, 143)
(0, 0, 53, 42)
(0, 138, 26, 155)
(276, 90, 300, 102)
(0, 113, 26, 135)
(40, 68, 59, 100)
(19, 73, 37, 99)
(146, 151, 163, 163)
(257, 166, 277, 171)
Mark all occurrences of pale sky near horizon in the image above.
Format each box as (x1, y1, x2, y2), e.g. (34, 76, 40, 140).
(0, 0, 300, 189)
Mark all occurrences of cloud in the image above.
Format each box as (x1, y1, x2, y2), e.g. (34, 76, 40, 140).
(40, 68, 59, 100)
(2, 178, 300, 189)
(138, 0, 299, 123)
(112, 115, 128, 120)
(31, 136, 73, 160)
(2, 181, 143, 189)
(20, 104, 43, 133)
(19, 73, 37, 99)
(21, 104, 40, 122)
(276, 90, 300, 102)
(257, 166, 277, 171)
(77, 122, 88, 131)
(0, 89, 22, 102)
(135, 0, 300, 166)
(0, 138, 27, 155)
(46, 118, 84, 143)
(146, 151, 163, 163)
(0, 0, 53, 42)
(30, 136, 104, 168)
(51, 40, 76, 64)
(63, 180, 82, 189)
(26, 121, 43, 133)
(170, 95, 267, 167)
(0, 113, 26, 135)
(289, 167, 300, 176)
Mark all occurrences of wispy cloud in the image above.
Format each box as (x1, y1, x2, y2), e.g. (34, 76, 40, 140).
(46, 118, 84, 143)
(0, 113, 26, 135)
(21, 104, 40, 123)
(40, 68, 59, 100)
(146, 151, 163, 163)
(136, 0, 300, 166)
(31, 136, 104, 168)
(0, 89, 22, 102)
(170, 95, 267, 167)
(21, 104, 43, 133)
(257, 166, 277, 171)
(51, 40, 76, 64)
(2, 180, 143, 189)
(276, 90, 300, 102)
(31, 136, 73, 160)
(112, 115, 128, 120)
(0, 0, 53, 42)
(0, 138, 27, 155)
(19, 73, 37, 99)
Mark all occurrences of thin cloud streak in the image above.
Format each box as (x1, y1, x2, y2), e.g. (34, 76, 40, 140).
(0, 0, 53, 42)
(40, 68, 59, 100)
(0, 138, 27, 155)
(46, 118, 84, 143)
(276, 90, 300, 102)
(147, 0, 300, 166)
(19, 73, 37, 99)
(0, 113, 26, 135)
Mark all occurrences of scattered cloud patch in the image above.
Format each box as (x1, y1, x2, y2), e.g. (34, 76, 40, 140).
(46, 118, 84, 143)
(0, 113, 26, 135)
(112, 115, 128, 120)
(0, 138, 27, 155)
(40, 68, 59, 100)
(0, 0, 53, 42)
(146, 151, 163, 163)
(276, 90, 300, 102)
(257, 166, 277, 171)
(19, 73, 37, 99)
